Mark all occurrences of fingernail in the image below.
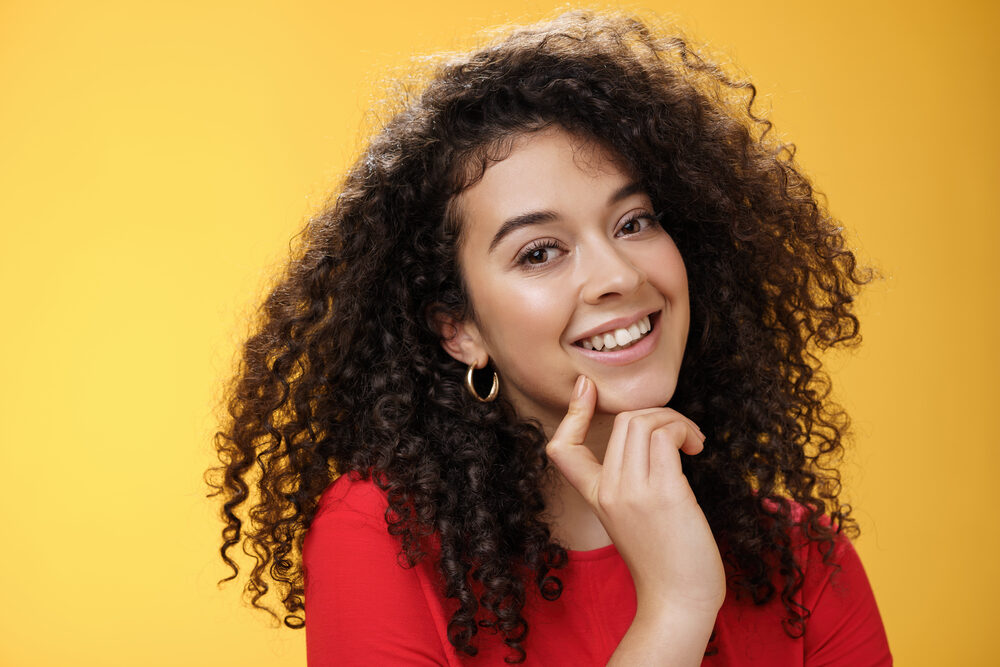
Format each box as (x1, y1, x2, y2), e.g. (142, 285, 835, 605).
(573, 375, 587, 399)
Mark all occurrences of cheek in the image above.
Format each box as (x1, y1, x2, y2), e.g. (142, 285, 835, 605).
(468, 275, 572, 373)
(637, 239, 687, 292)
(480, 279, 569, 347)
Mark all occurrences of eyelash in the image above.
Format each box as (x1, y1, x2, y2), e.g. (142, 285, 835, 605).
(517, 239, 563, 268)
(515, 209, 665, 269)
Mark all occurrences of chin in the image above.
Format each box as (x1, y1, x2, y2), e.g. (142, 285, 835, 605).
(594, 382, 677, 415)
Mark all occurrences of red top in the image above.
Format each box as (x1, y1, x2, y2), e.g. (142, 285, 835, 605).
(303, 472, 892, 666)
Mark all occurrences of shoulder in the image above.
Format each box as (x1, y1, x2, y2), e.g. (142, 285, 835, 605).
(767, 498, 893, 664)
(313, 470, 391, 524)
(754, 498, 862, 587)
(303, 472, 459, 666)
(303, 471, 401, 585)
(715, 498, 892, 663)
(757, 497, 845, 552)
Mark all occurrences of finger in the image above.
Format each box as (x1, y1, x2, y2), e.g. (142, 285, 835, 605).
(614, 405, 706, 442)
(545, 375, 601, 499)
(549, 375, 597, 446)
(616, 409, 705, 457)
(648, 422, 687, 481)
(648, 425, 701, 506)
(605, 408, 702, 492)
(620, 413, 654, 489)
(678, 421, 706, 456)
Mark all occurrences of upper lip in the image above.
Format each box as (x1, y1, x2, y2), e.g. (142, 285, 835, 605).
(570, 308, 661, 344)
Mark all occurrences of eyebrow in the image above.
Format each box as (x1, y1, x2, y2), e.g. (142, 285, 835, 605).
(487, 180, 646, 253)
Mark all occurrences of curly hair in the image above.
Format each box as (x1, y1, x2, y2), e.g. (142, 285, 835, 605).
(207, 7, 878, 663)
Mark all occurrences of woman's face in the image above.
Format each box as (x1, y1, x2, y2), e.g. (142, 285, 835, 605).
(443, 126, 690, 430)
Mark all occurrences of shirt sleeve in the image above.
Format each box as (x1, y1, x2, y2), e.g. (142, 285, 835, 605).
(303, 501, 451, 667)
(802, 533, 893, 666)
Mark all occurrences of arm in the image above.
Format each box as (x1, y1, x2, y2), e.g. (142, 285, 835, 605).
(303, 502, 451, 667)
(607, 607, 716, 666)
(803, 534, 893, 666)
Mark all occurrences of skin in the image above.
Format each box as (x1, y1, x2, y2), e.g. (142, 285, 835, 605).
(438, 126, 726, 664)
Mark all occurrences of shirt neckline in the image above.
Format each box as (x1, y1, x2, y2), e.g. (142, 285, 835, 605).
(566, 541, 620, 562)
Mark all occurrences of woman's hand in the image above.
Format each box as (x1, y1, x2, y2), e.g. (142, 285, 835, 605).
(545, 375, 726, 624)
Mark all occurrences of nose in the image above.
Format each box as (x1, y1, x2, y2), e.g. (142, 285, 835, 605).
(579, 239, 646, 303)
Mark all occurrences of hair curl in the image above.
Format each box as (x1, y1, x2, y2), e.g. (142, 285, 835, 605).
(207, 8, 878, 662)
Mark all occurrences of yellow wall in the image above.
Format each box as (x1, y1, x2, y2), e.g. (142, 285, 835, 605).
(2, 1, 996, 664)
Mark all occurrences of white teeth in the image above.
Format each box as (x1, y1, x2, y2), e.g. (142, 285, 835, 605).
(581, 313, 655, 352)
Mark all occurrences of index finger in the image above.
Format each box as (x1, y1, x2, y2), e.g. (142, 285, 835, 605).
(545, 375, 601, 499)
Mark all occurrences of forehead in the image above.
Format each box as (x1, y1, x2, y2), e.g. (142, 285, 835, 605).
(449, 127, 638, 237)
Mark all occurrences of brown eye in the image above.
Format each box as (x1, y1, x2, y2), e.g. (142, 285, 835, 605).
(517, 240, 562, 268)
(616, 210, 662, 237)
(621, 219, 641, 234)
(527, 248, 548, 263)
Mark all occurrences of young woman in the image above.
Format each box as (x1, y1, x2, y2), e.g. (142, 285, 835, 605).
(209, 9, 892, 665)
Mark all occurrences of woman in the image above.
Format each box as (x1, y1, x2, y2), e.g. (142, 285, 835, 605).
(209, 9, 892, 665)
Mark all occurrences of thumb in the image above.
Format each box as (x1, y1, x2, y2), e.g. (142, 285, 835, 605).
(545, 376, 601, 498)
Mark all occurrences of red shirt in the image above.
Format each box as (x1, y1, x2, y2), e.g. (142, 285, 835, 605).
(303, 472, 892, 665)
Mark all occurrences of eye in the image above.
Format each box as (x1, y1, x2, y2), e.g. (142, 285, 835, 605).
(516, 239, 563, 268)
(616, 210, 664, 236)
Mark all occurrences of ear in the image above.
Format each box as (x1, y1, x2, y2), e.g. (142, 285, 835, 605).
(429, 306, 489, 368)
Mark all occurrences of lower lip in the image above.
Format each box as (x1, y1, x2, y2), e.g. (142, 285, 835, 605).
(570, 312, 662, 367)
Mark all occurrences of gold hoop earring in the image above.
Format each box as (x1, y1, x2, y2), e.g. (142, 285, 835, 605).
(465, 362, 499, 402)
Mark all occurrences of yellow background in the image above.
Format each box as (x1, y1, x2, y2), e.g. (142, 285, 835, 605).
(1, 0, 996, 664)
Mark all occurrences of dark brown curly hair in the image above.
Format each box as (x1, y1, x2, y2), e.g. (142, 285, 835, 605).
(207, 7, 878, 663)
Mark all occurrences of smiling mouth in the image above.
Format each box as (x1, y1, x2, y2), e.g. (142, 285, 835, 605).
(574, 313, 656, 351)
